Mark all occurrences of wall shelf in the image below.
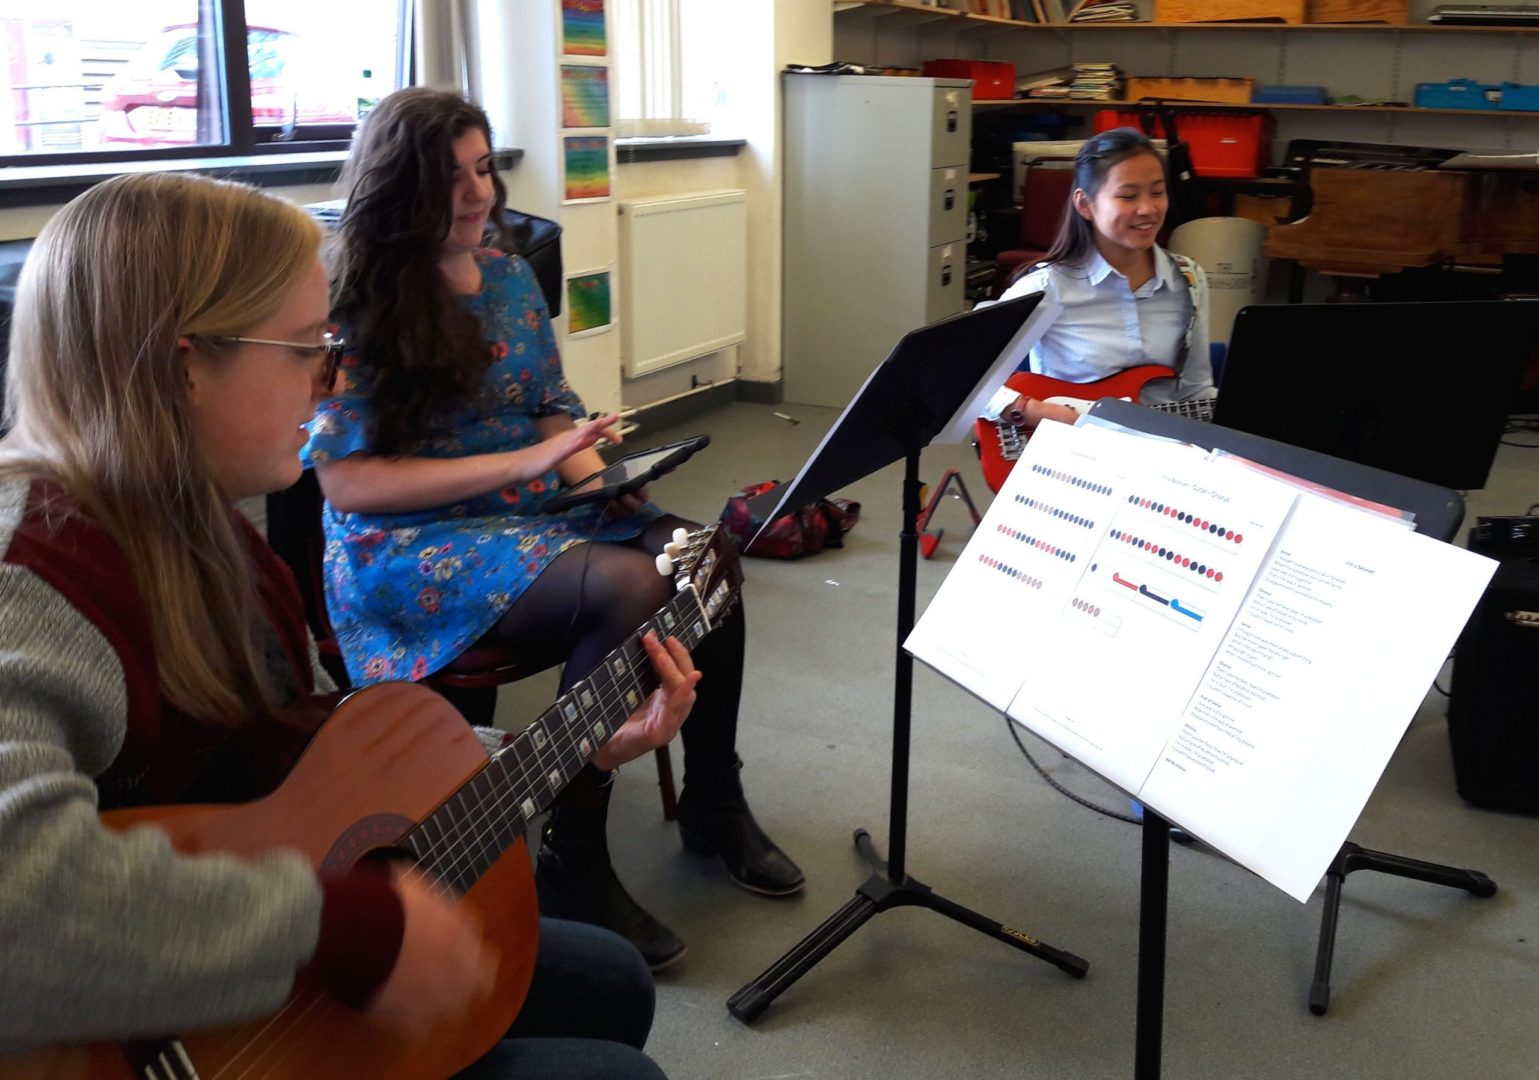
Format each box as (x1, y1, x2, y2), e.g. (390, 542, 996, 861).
(835, 0, 1539, 34)
(973, 99, 1539, 118)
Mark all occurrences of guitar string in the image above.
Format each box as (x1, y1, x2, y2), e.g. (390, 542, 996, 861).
(198, 620, 681, 1080)
(421, 592, 712, 895)
(413, 585, 699, 876)
(202, 552, 723, 1077)
(415, 536, 728, 880)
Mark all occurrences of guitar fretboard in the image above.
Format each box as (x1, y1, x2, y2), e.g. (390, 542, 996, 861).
(401, 586, 712, 894)
(998, 395, 1216, 463)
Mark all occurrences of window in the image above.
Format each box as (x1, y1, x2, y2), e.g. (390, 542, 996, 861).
(611, 0, 734, 139)
(1, 0, 407, 165)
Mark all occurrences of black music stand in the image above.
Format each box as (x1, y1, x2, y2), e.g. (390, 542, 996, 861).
(726, 294, 1089, 1025)
(1089, 398, 1498, 1078)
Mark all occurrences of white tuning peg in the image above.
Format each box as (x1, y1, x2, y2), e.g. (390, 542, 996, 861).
(655, 552, 674, 577)
(663, 541, 683, 560)
(671, 527, 690, 547)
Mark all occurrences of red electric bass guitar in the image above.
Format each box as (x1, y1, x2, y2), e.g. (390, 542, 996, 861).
(8, 525, 742, 1080)
(973, 365, 1216, 493)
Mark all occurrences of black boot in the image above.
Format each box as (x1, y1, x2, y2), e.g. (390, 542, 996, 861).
(677, 756, 805, 897)
(535, 766, 687, 972)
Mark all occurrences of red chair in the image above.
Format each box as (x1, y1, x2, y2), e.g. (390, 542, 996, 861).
(265, 470, 680, 819)
(992, 160, 1076, 298)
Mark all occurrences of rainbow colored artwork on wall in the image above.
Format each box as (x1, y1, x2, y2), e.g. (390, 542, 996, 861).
(563, 136, 611, 201)
(561, 0, 607, 57)
(560, 65, 610, 129)
(567, 271, 612, 335)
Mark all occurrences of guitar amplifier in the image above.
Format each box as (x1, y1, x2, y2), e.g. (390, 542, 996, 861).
(1446, 517, 1539, 814)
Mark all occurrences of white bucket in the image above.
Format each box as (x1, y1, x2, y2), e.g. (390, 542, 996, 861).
(1169, 217, 1267, 346)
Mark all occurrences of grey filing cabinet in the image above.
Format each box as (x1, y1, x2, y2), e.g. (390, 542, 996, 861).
(782, 74, 971, 408)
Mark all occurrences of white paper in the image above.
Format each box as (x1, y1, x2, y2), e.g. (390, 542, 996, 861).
(1008, 451, 1298, 793)
(1137, 492, 1497, 900)
(907, 422, 1499, 902)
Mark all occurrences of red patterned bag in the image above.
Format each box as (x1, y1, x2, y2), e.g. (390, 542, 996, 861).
(718, 481, 861, 560)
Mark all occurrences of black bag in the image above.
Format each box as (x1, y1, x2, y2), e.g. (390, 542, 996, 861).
(1139, 103, 1203, 230)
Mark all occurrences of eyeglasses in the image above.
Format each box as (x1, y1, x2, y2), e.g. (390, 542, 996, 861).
(200, 332, 346, 391)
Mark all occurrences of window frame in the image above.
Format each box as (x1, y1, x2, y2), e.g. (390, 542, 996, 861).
(0, 0, 411, 170)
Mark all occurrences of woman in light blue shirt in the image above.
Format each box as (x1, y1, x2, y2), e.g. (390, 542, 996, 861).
(996, 128, 1214, 426)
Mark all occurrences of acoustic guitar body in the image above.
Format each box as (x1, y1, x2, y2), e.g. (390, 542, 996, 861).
(10, 682, 538, 1080)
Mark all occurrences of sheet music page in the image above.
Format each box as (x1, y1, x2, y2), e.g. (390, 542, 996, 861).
(908, 421, 1498, 903)
(1137, 491, 1498, 901)
(1005, 449, 1299, 793)
(905, 420, 1136, 709)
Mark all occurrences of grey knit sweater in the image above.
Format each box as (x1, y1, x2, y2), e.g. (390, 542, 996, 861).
(0, 476, 333, 1050)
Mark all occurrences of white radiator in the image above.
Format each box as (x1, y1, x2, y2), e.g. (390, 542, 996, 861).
(617, 189, 747, 378)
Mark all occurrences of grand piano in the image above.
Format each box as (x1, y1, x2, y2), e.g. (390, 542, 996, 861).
(1261, 139, 1539, 287)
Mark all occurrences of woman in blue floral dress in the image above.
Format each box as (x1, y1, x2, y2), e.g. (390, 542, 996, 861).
(303, 88, 803, 971)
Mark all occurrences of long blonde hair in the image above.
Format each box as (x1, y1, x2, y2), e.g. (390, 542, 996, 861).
(2, 173, 323, 726)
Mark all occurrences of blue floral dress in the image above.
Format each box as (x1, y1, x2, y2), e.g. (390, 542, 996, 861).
(301, 250, 657, 685)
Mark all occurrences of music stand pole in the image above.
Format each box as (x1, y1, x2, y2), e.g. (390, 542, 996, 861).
(1136, 807, 1172, 1080)
(726, 420, 1089, 1025)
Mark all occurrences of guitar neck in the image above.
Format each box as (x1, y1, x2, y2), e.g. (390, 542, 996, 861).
(401, 586, 712, 892)
(1153, 396, 1216, 423)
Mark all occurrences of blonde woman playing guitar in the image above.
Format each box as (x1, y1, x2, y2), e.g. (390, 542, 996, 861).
(0, 173, 702, 1080)
(979, 128, 1218, 490)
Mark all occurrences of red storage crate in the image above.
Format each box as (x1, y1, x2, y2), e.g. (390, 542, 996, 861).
(922, 59, 1015, 100)
(1093, 109, 1275, 178)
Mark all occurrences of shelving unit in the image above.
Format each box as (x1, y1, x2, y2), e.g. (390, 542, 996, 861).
(974, 99, 1533, 117)
(834, 0, 1539, 148)
(835, 0, 1539, 34)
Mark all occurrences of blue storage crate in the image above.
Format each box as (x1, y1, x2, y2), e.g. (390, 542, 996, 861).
(1415, 79, 1501, 111)
(1253, 84, 1328, 105)
(1499, 82, 1539, 111)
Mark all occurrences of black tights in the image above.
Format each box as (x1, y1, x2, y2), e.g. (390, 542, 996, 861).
(481, 514, 743, 779)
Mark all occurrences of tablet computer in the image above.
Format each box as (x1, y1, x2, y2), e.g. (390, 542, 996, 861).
(541, 434, 710, 513)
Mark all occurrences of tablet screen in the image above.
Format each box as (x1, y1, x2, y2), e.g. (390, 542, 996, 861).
(562, 443, 687, 497)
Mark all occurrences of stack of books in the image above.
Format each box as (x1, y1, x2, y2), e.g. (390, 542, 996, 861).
(1069, 0, 1141, 21)
(1070, 63, 1123, 100)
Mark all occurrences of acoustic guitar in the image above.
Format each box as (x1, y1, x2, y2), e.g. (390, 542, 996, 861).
(974, 366, 1215, 493)
(9, 524, 742, 1080)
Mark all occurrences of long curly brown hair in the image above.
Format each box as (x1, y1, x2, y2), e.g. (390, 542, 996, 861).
(331, 88, 517, 455)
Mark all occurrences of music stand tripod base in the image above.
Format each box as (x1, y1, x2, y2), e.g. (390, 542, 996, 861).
(727, 296, 1085, 1026)
(728, 827, 1089, 1024)
(1309, 840, 1497, 1016)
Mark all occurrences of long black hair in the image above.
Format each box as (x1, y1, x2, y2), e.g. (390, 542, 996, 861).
(1010, 127, 1166, 286)
(331, 88, 517, 455)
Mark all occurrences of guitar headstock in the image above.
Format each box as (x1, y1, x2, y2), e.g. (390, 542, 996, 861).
(667, 523, 744, 629)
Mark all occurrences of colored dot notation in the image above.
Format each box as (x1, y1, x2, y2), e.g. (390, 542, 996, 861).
(997, 523, 1079, 561)
(1126, 496, 1244, 544)
(1109, 530, 1225, 582)
(1012, 494, 1095, 530)
(1029, 463, 1112, 496)
(1071, 597, 1102, 617)
(977, 553, 1044, 588)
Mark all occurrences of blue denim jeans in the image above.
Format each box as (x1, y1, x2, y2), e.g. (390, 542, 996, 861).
(455, 917, 665, 1080)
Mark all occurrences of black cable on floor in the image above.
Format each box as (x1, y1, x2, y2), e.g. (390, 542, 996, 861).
(1004, 714, 1139, 825)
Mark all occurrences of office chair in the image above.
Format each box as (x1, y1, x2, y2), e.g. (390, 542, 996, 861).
(992, 161, 1075, 298)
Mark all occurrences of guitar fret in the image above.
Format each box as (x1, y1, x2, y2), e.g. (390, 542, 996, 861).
(386, 528, 738, 897)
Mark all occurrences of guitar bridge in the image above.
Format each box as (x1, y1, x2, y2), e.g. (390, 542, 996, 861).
(996, 420, 1025, 464)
